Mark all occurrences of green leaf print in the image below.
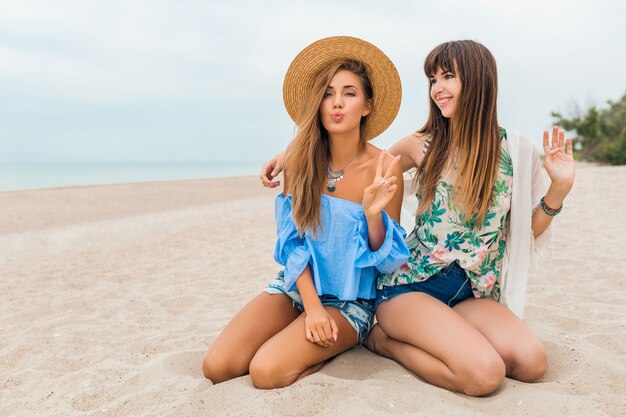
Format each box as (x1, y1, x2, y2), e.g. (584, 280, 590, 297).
(441, 182, 455, 204)
(498, 239, 507, 257)
(500, 148, 513, 177)
(494, 178, 509, 198)
(404, 141, 510, 300)
(421, 228, 439, 246)
(490, 285, 502, 302)
(422, 200, 446, 228)
(482, 211, 496, 227)
(465, 230, 482, 247)
(444, 231, 465, 251)
(418, 255, 442, 276)
(432, 201, 446, 217)
(464, 219, 477, 230)
(479, 229, 499, 246)
(478, 255, 497, 276)
(451, 210, 476, 230)
(417, 255, 432, 274)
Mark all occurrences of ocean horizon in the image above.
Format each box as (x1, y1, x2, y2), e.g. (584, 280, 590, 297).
(0, 161, 264, 192)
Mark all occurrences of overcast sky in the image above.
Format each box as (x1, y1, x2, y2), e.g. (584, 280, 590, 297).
(1, 0, 625, 163)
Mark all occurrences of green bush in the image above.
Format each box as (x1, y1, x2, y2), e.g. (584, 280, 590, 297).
(552, 92, 626, 165)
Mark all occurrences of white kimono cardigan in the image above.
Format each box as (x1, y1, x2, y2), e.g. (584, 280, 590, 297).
(400, 131, 552, 320)
(501, 131, 552, 319)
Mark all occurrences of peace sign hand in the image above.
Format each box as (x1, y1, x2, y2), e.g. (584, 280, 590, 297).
(362, 152, 400, 218)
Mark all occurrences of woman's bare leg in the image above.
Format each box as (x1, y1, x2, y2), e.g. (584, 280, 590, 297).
(453, 298, 548, 382)
(248, 306, 358, 389)
(367, 293, 506, 396)
(202, 292, 300, 384)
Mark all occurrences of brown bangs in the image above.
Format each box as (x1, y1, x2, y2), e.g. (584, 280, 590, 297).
(423, 43, 456, 77)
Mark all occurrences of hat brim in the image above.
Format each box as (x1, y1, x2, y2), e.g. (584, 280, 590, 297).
(283, 36, 402, 141)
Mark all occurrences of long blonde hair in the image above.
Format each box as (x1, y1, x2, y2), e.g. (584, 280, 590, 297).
(415, 40, 501, 227)
(285, 60, 372, 236)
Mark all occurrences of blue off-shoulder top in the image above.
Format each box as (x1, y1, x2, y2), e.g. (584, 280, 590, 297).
(273, 193, 410, 300)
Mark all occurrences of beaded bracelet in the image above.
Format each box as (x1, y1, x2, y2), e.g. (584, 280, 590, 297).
(540, 196, 563, 217)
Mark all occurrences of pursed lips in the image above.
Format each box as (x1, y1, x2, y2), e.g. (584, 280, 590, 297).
(331, 112, 344, 122)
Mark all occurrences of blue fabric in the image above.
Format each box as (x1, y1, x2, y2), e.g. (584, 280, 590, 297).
(265, 271, 375, 344)
(273, 193, 410, 300)
(375, 262, 474, 309)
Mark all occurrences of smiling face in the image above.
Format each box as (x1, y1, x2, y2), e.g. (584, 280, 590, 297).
(319, 70, 371, 138)
(429, 65, 462, 119)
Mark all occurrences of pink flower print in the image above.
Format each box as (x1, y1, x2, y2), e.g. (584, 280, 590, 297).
(432, 251, 445, 259)
(460, 259, 469, 268)
(431, 245, 446, 261)
(483, 271, 497, 290)
(477, 244, 489, 261)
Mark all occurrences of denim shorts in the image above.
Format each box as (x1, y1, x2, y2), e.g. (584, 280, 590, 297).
(265, 271, 375, 344)
(375, 262, 474, 309)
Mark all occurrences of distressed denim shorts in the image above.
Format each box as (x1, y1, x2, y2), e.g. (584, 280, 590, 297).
(375, 262, 474, 309)
(265, 271, 375, 344)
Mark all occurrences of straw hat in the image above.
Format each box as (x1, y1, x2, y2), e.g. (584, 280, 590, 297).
(282, 36, 402, 141)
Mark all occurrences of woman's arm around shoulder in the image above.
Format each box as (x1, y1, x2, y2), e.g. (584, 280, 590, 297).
(261, 139, 296, 188)
(260, 151, 285, 188)
(388, 131, 430, 173)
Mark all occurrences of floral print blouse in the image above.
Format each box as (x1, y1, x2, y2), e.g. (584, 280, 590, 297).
(379, 130, 513, 301)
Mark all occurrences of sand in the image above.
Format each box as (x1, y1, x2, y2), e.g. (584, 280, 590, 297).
(1, 164, 625, 417)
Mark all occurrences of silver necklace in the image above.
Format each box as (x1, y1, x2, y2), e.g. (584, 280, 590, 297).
(326, 154, 358, 192)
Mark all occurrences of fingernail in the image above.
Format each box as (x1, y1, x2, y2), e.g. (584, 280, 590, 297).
(334, 335, 338, 341)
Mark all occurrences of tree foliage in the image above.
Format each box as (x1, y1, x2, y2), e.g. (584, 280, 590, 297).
(552, 92, 626, 165)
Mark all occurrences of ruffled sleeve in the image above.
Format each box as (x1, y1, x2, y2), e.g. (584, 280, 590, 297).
(354, 211, 410, 274)
(273, 194, 311, 291)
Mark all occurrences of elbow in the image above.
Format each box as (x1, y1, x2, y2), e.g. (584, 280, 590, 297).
(368, 240, 384, 253)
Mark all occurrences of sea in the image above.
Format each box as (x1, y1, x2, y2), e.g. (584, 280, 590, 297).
(0, 161, 264, 192)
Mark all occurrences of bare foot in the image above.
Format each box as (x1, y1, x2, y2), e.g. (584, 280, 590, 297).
(363, 324, 388, 354)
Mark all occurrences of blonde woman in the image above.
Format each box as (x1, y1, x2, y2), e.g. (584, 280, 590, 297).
(203, 37, 409, 389)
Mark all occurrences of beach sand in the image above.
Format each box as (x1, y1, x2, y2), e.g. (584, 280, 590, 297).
(1, 164, 625, 417)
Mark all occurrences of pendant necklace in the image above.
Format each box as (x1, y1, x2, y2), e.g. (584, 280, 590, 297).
(327, 153, 358, 192)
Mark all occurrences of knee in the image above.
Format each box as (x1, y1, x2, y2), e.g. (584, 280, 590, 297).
(202, 347, 247, 384)
(457, 354, 506, 397)
(509, 341, 548, 382)
(248, 352, 290, 390)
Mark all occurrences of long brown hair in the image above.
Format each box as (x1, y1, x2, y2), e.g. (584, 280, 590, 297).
(415, 40, 501, 227)
(285, 60, 372, 236)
